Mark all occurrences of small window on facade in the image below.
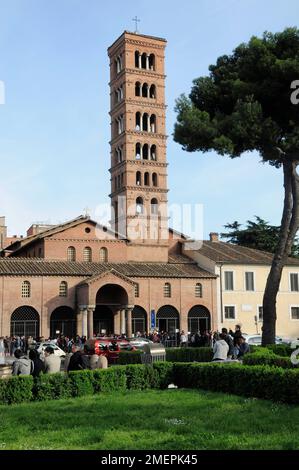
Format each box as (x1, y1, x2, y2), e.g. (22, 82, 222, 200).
(136, 197, 144, 214)
(245, 272, 254, 291)
(195, 283, 203, 298)
(290, 273, 299, 292)
(224, 306, 235, 319)
(99, 247, 108, 262)
(164, 282, 171, 298)
(291, 306, 299, 320)
(21, 281, 31, 298)
(67, 246, 76, 262)
(135, 283, 139, 298)
(59, 281, 68, 297)
(83, 247, 92, 262)
(224, 271, 234, 291)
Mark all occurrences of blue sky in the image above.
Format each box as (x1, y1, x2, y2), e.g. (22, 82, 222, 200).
(0, 0, 298, 238)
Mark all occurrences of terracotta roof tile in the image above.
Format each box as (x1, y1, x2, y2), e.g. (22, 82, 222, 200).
(0, 257, 215, 279)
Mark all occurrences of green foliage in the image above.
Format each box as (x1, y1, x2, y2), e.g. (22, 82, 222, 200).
(173, 362, 299, 403)
(221, 217, 299, 256)
(68, 370, 94, 397)
(118, 351, 142, 364)
(33, 373, 72, 401)
(92, 367, 127, 393)
(266, 343, 293, 356)
(125, 364, 160, 390)
(174, 28, 299, 165)
(118, 348, 213, 365)
(0, 376, 33, 404)
(243, 349, 295, 368)
(152, 362, 175, 389)
(166, 347, 213, 362)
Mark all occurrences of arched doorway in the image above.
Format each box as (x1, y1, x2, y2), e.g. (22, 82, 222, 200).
(156, 305, 180, 336)
(132, 306, 147, 334)
(50, 306, 76, 338)
(93, 306, 114, 336)
(10, 306, 40, 338)
(188, 305, 211, 334)
(95, 284, 129, 335)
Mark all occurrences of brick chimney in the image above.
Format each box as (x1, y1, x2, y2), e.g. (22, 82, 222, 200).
(209, 232, 219, 242)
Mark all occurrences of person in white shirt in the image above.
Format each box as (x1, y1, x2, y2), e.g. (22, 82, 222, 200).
(212, 334, 229, 361)
(180, 330, 187, 347)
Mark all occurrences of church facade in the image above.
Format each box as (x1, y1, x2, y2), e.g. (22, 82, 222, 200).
(0, 31, 217, 340)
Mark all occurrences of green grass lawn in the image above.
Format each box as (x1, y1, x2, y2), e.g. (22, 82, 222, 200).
(0, 389, 299, 450)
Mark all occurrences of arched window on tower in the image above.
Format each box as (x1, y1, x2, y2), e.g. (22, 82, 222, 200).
(59, 281, 68, 297)
(99, 247, 108, 262)
(21, 281, 31, 298)
(151, 198, 158, 215)
(150, 84, 156, 99)
(150, 144, 156, 160)
(149, 54, 155, 71)
(135, 51, 140, 68)
(136, 171, 142, 186)
(135, 143, 141, 160)
(135, 112, 141, 131)
(143, 113, 149, 132)
(141, 52, 147, 69)
(143, 144, 149, 160)
(67, 246, 76, 262)
(144, 172, 149, 186)
(83, 247, 92, 262)
(150, 114, 156, 133)
(152, 173, 158, 187)
(142, 83, 148, 98)
(135, 82, 141, 97)
(136, 197, 144, 214)
(195, 283, 203, 298)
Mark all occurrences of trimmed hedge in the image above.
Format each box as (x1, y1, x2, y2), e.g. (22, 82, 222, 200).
(0, 375, 33, 404)
(172, 362, 299, 404)
(118, 347, 213, 365)
(250, 344, 293, 357)
(243, 349, 295, 369)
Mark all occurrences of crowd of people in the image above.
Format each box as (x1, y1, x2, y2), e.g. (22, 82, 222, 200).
(1, 323, 250, 377)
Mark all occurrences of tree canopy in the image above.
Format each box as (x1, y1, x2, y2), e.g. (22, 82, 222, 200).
(221, 216, 299, 257)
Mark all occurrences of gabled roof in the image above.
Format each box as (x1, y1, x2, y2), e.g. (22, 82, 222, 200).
(5, 215, 126, 254)
(197, 241, 299, 266)
(0, 255, 216, 279)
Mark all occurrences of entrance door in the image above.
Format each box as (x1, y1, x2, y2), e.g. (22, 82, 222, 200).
(10, 306, 40, 338)
(94, 306, 114, 336)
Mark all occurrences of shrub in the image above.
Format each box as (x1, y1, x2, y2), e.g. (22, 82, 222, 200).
(243, 350, 295, 369)
(118, 351, 142, 365)
(33, 373, 72, 401)
(125, 364, 160, 390)
(68, 370, 94, 397)
(93, 367, 127, 393)
(173, 362, 299, 404)
(166, 347, 213, 363)
(152, 362, 175, 389)
(266, 344, 293, 357)
(0, 375, 33, 404)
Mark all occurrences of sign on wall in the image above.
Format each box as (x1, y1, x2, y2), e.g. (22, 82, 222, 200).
(151, 310, 156, 329)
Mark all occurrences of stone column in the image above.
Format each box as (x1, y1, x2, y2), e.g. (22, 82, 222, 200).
(77, 308, 83, 336)
(82, 309, 88, 338)
(114, 309, 121, 336)
(126, 306, 134, 338)
(138, 53, 142, 68)
(146, 54, 150, 70)
(120, 308, 126, 335)
(87, 306, 95, 339)
(147, 115, 151, 132)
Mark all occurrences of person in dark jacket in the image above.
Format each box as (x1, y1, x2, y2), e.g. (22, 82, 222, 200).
(67, 344, 89, 371)
(29, 349, 45, 377)
(221, 328, 234, 358)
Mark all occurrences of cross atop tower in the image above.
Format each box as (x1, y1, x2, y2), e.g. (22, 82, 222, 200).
(132, 16, 140, 33)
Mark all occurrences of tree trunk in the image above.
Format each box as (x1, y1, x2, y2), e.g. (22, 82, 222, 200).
(262, 160, 299, 345)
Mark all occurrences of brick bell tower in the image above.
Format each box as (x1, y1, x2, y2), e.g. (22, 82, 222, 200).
(107, 31, 169, 262)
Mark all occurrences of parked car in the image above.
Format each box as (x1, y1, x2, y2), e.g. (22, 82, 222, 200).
(127, 337, 153, 350)
(242, 334, 290, 346)
(88, 337, 136, 364)
(35, 342, 66, 359)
